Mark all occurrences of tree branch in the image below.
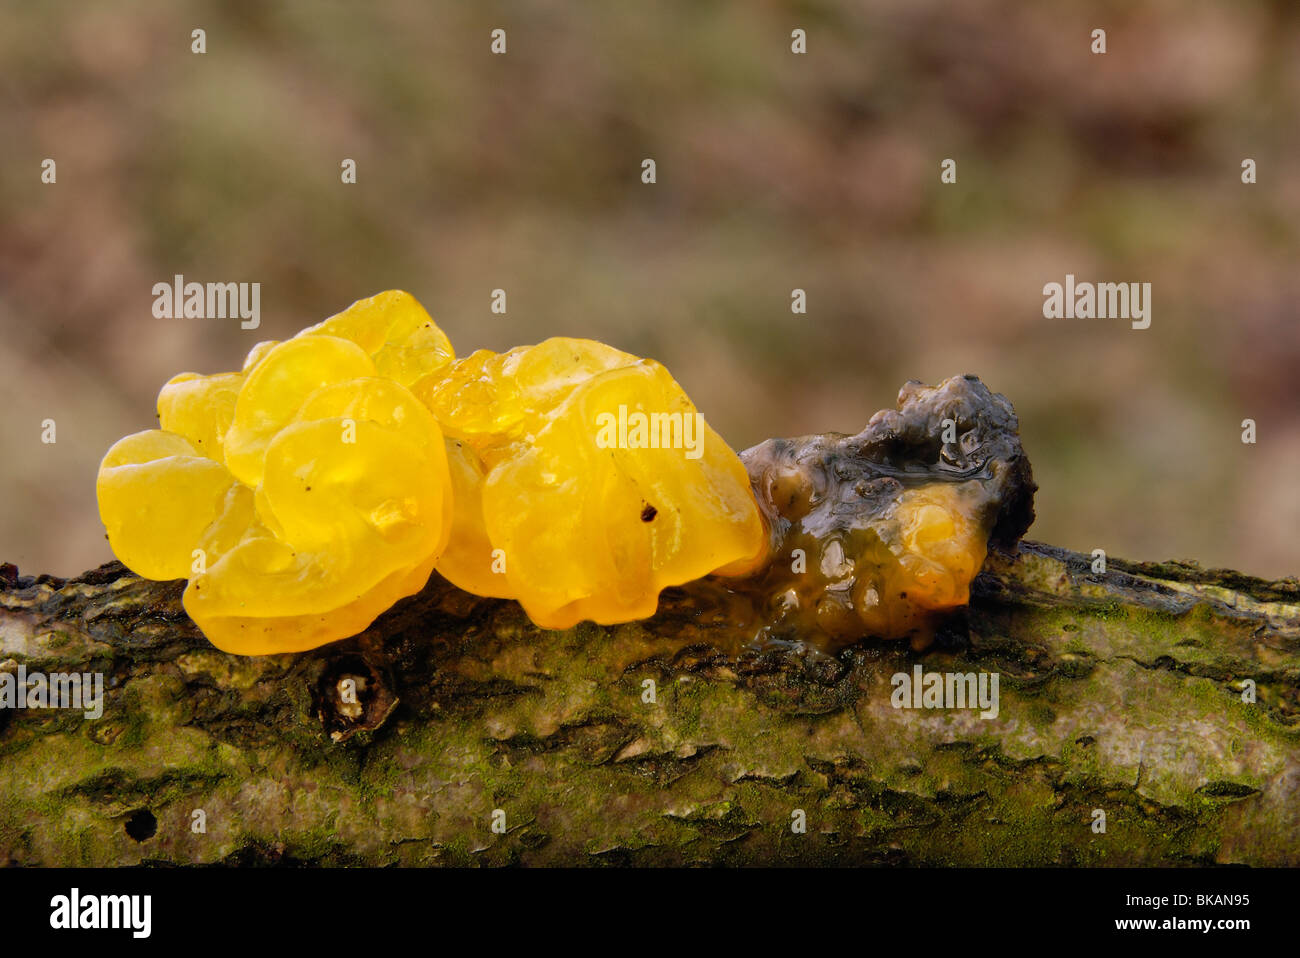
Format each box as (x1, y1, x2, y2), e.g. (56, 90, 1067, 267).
(0, 541, 1296, 865)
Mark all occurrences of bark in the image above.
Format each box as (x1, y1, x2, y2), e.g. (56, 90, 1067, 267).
(0, 541, 1297, 866)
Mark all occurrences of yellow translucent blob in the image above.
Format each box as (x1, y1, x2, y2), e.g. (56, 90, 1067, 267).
(299, 289, 455, 387)
(98, 291, 461, 655)
(243, 340, 280, 371)
(96, 430, 237, 580)
(184, 380, 453, 654)
(223, 335, 376, 486)
(292, 377, 444, 457)
(157, 371, 243, 463)
(427, 342, 768, 629)
(414, 338, 631, 452)
(435, 439, 516, 599)
(185, 552, 439, 657)
(96, 291, 769, 654)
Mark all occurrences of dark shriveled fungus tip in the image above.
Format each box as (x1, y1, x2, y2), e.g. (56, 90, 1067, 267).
(700, 375, 1037, 652)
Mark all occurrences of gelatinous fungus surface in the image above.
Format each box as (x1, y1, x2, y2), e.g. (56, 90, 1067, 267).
(708, 375, 1037, 651)
(98, 291, 457, 656)
(97, 287, 1034, 657)
(414, 339, 768, 630)
(96, 291, 766, 653)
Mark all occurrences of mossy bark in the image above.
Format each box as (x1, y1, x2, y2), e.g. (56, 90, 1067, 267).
(0, 542, 1297, 866)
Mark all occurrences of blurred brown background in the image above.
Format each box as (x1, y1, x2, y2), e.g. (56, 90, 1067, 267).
(1, 0, 1297, 579)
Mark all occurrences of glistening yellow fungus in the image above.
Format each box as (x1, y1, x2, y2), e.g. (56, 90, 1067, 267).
(96, 291, 770, 653)
(98, 292, 1035, 656)
(413, 340, 768, 628)
(98, 293, 456, 655)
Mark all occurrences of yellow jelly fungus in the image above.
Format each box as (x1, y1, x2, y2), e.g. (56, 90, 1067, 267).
(185, 408, 452, 655)
(156, 371, 244, 463)
(99, 294, 1033, 657)
(436, 438, 515, 600)
(414, 338, 634, 450)
(97, 291, 770, 654)
(222, 335, 378, 487)
(96, 430, 238, 580)
(242, 339, 281, 371)
(98, 293, 456, 655)
(297, 288, 455, 387)
(414, 340, 769, 629)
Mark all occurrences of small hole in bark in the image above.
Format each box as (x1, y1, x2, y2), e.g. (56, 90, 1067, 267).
(125, 809, 157, 841)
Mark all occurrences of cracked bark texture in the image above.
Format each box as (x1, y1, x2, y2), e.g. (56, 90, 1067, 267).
(0, 541, 1297, 866)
